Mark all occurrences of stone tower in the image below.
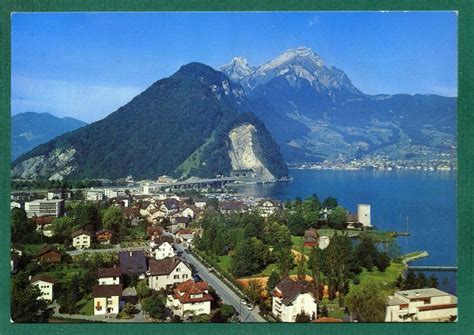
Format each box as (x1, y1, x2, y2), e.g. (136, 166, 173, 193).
(357, 204, 371, 228)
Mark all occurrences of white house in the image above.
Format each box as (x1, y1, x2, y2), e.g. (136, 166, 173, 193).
(85, 189, 104, 201)
(92, 284, 122, 315)
(97, 267, 122, 285)
(271, 279, 318, 322)
(152, 241, 176, 260)
(30, 275, 56, 302)
(71, 229, 93, 249)
(257, 199, 281, 217)
(167, 279, 213, 317)
(385, 288, 457, 322)
(176, 229, 195, 247)
(25, 199, 64, 218)
(148, 257, 192, 290)
(10, 201, 21, 210)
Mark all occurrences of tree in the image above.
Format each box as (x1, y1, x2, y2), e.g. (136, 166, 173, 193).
(101, 206, 124, 231)
(11, 208, 38, 243)
(136, 279, 151, 299)
(267, 270, 281, 293)
(51, 217, 77, 241)
(11, 273, 50, 322)
(296, 246, 306, 280)
(327, 206, 348, 230)
(308, 247, 321, 300)
(375, 252, 391, 272)
(274, 245, 294, 278)
(295, 312, 311, 322)
(416, 272, 428, 288)
(142, 293, 167, 320)
(322, 197, 338, 209)
(355, 237, 378, 271)
(345, 280, 387, 322)
(74, 203, 100, 231)
(427, 275, 439, 288)
(404, 270, 417, 289)
(246, 279, 264, 306)
(230, 237, 270, 277)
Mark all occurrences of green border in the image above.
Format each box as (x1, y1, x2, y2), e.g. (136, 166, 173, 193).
(1, 1, 473, 335)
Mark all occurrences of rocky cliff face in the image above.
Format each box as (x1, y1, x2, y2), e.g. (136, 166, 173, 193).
(227, 124, 275, 181)
(12, 147, 76, 180)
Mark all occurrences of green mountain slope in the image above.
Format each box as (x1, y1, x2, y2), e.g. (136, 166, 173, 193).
(12, 63, 288, 181)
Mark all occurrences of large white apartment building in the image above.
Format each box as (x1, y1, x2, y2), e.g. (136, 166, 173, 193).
(24, 199, 64, 218)
(385, 288, 457, 322)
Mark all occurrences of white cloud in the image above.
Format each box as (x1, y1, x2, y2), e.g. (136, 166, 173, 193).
(11, 76, 144, 123)
(308, 15, 320, 27)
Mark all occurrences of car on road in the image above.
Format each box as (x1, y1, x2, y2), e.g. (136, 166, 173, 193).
(177, 251, 183, 256)
(184, 249, 190, 254)
(193, 274, 203, 282)
(246, 303, 253, 311)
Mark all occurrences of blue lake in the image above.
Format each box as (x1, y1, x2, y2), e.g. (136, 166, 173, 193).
(234, 169, 457, 293)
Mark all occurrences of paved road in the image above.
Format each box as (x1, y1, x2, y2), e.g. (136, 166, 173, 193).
(50, 303, 149, 323)
(174, 243, 266, 323)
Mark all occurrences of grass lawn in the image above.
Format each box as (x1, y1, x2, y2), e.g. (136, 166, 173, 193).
(357, 261, 405, 295)
(290, 236, 312, 256)
(319, 297, 345, 319)
(43, 267, 85, 283)
(77, 295, 94, 316)
(217, 255, 232, 273)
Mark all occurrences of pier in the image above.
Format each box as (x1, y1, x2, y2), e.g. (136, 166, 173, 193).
(407, 266, 457, 272)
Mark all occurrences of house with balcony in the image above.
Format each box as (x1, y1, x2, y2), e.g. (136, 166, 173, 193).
(166, 279, 213, 317)
(71, 229, 93, 249)
(385, 288, 457, 322)
(30, 274, 56, 302)
(270, 278, 318, 322)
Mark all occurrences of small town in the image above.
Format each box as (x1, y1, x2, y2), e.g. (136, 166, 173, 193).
(10, 176, 458, 323)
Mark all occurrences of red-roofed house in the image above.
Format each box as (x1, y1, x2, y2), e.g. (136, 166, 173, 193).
(166, 280, 213, 317)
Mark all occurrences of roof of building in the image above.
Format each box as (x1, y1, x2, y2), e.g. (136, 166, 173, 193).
(175, 216, 190, 224)
(272, 278, 314, 306)
(97, 266, 122, 278)
(96, 229, 114, 236)
(119, 251, 147, 275)
(33, 216, 55, 226)
(387, 296, 407, 306)
(147, 226, 163, 236)
(148, 257, 188, 276)
(177, 229, 194, 235)
(92, 284, 123, 298)
(71, 229, 94, 238)
(218, 200, 246, 211)
(35, 245, 60, 257)
(172, 279, 213, 304)
(163, 198, 180, 210)
(395, 288, 453, 300)
(30, 274, 57, 284)
(122, 287, 138, 297)
(346, 213, 359, 223)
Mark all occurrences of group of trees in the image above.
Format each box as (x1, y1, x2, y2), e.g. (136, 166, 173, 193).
(11, 178, 103, 191)
(395, 270, 439, 290)
(281, 195, 351, 235)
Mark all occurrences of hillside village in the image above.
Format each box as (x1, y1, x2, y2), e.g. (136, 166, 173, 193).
(10, 182, 458, 323)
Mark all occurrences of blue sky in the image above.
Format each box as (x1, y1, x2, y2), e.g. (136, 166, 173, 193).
(12, 11, 457, 123)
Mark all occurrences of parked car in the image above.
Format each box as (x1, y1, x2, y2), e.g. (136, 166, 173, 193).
(246, 303, 253, 311)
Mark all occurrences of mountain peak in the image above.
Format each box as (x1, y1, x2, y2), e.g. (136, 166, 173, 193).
(218, 57, 255, 82)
